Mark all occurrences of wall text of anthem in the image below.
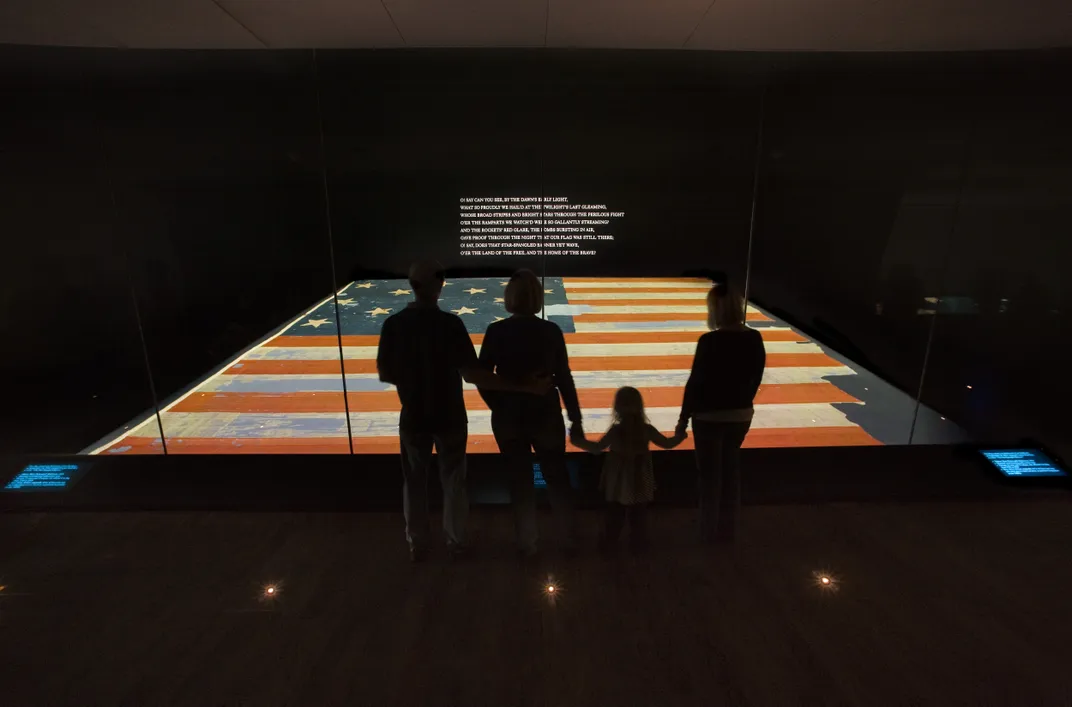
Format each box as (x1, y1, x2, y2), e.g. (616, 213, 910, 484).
(459, 196, 625, 257)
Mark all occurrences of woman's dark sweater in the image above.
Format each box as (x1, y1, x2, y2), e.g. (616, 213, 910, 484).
(477, 315, 583, 424)
(678, 328, 767, 426)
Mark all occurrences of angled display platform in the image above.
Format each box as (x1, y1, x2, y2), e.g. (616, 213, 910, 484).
(89, 277, 966, 456)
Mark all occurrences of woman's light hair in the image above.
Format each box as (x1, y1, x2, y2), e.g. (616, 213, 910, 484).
(504, 269, 544, 316)
(706, 285, 746, 330)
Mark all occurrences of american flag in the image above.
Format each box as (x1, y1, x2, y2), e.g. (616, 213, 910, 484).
(91, 277, 881, 454)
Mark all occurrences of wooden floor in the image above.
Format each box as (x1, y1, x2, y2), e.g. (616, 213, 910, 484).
(2, 502, 1072, 706)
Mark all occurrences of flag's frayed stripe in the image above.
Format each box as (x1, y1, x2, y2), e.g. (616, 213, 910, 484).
(120, 403, 862, 440)
(195, 366, 856, 394)
(225, 352, 840, 375)
(170, 382, 859, 414)
(240, 341, 822, 361)
(266, 328, 805, 347)
(101, 425, 880, 455)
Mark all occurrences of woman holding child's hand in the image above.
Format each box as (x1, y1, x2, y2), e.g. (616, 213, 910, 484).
(676, 283, 766, 545)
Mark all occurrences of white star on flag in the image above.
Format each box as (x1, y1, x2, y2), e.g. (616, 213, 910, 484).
(301, 318, 331, 328)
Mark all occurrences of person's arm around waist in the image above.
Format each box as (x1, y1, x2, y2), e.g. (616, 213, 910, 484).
(461, 365, 549, 394)
(460, 326, 546, 395)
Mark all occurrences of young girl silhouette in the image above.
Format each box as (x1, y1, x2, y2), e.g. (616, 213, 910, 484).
(571, 386, 686, 552)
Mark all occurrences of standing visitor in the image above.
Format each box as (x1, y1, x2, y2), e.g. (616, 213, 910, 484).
(477, 269, 583, 558)
(676, 284, 766, 544)
(572, 386, 686, 553)
(377, 261, 547, 562)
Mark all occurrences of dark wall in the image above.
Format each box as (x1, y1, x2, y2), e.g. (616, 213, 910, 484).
(317, 50, 762, 281)
(750, 53, 1072, 453)
(1, 46, 1069, 455)
(100, 52, 333, 415)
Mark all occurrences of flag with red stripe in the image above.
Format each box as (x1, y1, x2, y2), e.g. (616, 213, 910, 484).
(90, 277, 880, 454)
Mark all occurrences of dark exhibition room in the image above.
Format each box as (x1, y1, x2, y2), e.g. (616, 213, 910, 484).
(1, 0, 1071, 704)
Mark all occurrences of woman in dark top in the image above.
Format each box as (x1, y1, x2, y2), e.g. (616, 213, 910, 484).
(478, 269, 583, 557)
(675, 284, 766, 544)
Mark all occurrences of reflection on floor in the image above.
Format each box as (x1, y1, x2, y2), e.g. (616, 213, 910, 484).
(89, 277, 966, 454)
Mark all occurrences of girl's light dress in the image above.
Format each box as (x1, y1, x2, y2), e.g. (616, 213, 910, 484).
(578, 423, 680, 505)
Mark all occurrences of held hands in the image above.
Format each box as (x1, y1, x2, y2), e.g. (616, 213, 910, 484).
(673, 420, 689, 445)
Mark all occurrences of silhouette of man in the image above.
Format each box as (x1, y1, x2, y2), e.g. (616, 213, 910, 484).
(376, 261, 546, 562)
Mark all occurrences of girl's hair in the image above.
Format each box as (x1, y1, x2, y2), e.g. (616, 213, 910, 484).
(706, 283, 746, 330)
(612, 386, 649, 453)
(503, 269, 544, 315)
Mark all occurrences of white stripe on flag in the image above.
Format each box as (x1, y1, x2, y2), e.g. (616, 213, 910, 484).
(198, 365, 856, 393)
(563, 305, 717, 314)
(572, 322, 708, 332)
(240, 341, 822, 360)
(562, 281, 711, 290)
(562, 291, 710, 300)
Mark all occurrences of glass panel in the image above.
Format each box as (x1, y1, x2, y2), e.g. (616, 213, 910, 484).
(317, 50, 549, 454)
(0, 55, 163, 456)
(751, 64, 970, 447)
(100, 50, 345, 455)
(918, 71, 1072, 452)
(540, 53, 762, 450)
